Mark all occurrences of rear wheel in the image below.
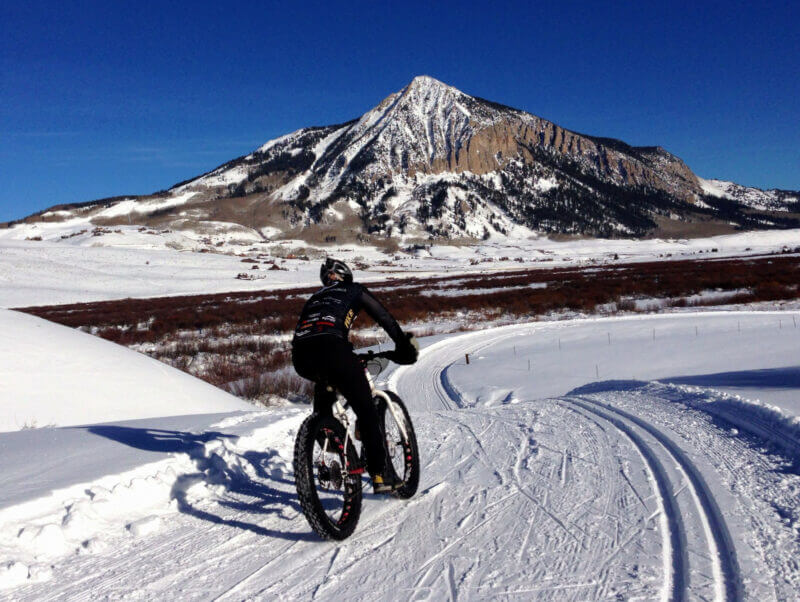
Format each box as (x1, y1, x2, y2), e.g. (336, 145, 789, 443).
(378, 392, 420, 499)
(293, 414, 362, 540)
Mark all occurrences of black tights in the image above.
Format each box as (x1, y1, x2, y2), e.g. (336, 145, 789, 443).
(292, 337, 386, 476)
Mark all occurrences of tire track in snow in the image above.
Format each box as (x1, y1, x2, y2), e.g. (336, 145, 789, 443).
(390, 325, 523, 411)
(399, 326, 742, 601)
(557, 400, 684, 601)
(395, 329, 664, 598)
(563, 396, 743, 602)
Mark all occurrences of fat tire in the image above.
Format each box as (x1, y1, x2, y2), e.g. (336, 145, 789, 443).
(380, 391, 420, 499)
(293, 414, 362, 540)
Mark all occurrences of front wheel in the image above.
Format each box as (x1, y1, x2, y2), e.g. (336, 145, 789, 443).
(379, 392, 420, 499)
(293, 414, 362, 540)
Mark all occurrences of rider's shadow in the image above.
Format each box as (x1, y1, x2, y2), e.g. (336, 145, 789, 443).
(81, 425, 316, 542)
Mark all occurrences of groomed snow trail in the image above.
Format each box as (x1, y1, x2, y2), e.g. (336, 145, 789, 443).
(393, 326, 800, 600)
(6, 316, 800, 600)
(561, 397, 739, 600)
(391, 321, 800, 600)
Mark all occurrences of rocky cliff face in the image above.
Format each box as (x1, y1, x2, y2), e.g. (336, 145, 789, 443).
(15, 76, 800, 240)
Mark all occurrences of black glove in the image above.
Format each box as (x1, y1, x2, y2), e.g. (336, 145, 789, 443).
(390, 333, 418, 365)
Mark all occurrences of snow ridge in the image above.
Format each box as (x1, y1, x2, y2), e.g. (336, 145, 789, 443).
(698, 177, 798, 212)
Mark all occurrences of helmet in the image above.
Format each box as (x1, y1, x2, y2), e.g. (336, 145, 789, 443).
(320, 257, 353, 286)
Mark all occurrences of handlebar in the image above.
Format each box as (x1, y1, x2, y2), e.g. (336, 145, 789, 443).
(355, 350, 394, 362)
(356, 333, 418, 366)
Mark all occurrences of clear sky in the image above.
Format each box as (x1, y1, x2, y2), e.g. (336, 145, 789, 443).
(2, 1, 798, 222)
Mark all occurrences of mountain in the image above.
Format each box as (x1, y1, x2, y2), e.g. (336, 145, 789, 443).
(8, 76, 800, 242)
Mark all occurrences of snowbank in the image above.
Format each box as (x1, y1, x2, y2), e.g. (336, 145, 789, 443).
(0, 409, 301, 591)
(0, 310, 252, 432)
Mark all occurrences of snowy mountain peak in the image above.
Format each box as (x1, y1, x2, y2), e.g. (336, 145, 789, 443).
(395, 75, 476, 123)
(10, 78, 800, 242)
(408, 74, 447, 88)
(403, 74, 466, 98)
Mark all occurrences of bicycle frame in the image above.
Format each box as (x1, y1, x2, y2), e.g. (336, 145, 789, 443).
(329, 358, 408, 477)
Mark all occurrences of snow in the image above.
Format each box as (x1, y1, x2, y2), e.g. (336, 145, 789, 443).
(189, 166, 248, 188)
(454, 101, 471, 118)
(0, 309, 251, 432)
(94, 199, 140, 218)
(698, 177, 797, 211)
(0, 217, 93, 242)
(259, 226, 282, 239)
(699, 177, 734, 199)
(2, 311, 800, 596)
(412, 312, 800, 414)
(0, 239, 322, 308)
(96, 192, 199, 219)
(0, 408, 299, 592)
(421, 282, 547, 297)
(173, 126, 352, 196)
(534, 175, 558, 192)
(255, 130, 304, 155)
(271, 125, 351, 203)
(2, 227, 799, 308)
(312, 125, 349, 159)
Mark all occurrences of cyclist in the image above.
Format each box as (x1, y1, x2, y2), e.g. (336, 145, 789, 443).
(292, 258, 418, 493)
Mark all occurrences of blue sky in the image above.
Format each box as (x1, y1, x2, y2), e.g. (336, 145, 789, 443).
(2, 1, 798, 222)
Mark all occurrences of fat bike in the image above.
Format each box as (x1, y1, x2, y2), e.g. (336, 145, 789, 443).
(293, 351, 420, 540)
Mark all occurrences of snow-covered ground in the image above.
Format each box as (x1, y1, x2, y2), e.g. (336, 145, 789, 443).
(0, 310, 251, 432)
(425, 312, 800, 415)
(2, 310, 799, 597)
(2, 227, 799, 307)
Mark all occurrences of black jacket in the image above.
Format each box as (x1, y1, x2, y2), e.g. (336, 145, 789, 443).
(292, 281, 405, 346)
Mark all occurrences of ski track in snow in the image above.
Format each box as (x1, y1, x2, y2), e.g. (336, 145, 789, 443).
(562, 397, 737, 601)
(5, 317, 800, 599)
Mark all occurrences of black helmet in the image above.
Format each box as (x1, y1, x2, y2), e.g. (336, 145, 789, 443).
(320, 257, 353, 286)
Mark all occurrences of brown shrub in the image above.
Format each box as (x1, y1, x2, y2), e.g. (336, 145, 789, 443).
(617, 298, 637, 311)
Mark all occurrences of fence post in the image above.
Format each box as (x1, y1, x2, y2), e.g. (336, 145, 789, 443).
(607, 332, 611, 345)
(465, 353, 470, 365)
